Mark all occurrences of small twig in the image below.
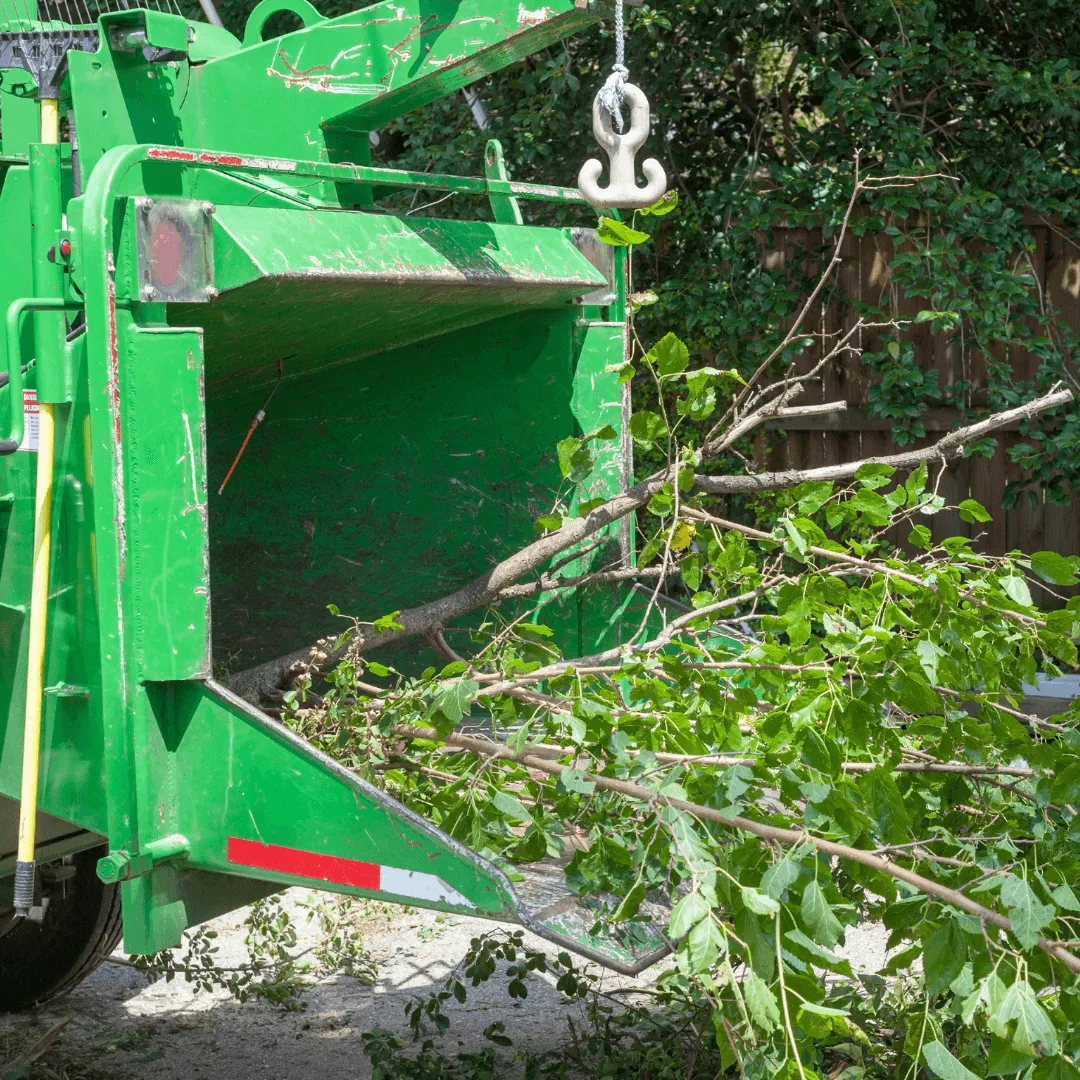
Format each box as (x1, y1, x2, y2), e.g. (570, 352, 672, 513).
(1, 1016, 72, 1076)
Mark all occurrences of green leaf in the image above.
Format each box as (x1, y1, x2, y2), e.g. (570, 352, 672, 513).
(629, 289, 658, 314)
(366, 661, 390, 677)
(534, 513, 563, 534)
(761, 850, 805, 900)
(916, 639, 945, 684)
(558, 767, 596, 796)
(997, 978, 1059, 1055)
(854, 462, 896, 489)
(577, 498, 607, 516)
(798, 1001, 849, 1018)
(985, 1035, 1035, 1078)
(639, 189, 678, 216)
(861, 768, 912, 843)
(669, 891, 710, 939)
(784, 928, 854, 977)
(1051, 882, 1080, 912)
(687, 914, 725, 971)
(491, 791, 535, 825)
(744, 971, 781, 1033)
(905, 462, 929, 501)
(373, 610, 404, 633)
(556, 436, 585, 479)
(742, 886, 781, 916)
(924, 917, 967, 995)
(1051, 761, 1080, 804)
(958, 498, 992, 523)
(849, 488, 892, 525)
(1000, 875, 1056, 950)
(908, 524, 933, 550)
(1001, 575, 1033, 608)
(435, 679, 479, 725)
(1030, 551, 1080, 585)
(1034, 1058, 1080, 1080)
(795, 481, 834, 515)
(597, 216, 650, 246)
(916, 309, 960, 325)
(922, 1042, 983, 1080)
(801, 880, 843, 948)
(648, 333, 690, 377)
(612, 881, 646, 922)
(628, 410, 668, 446)
(681, 551, 704, 592)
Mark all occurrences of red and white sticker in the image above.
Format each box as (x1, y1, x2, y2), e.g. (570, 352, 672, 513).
(19, 389, 38, 452)
(227, 837, 475, 908)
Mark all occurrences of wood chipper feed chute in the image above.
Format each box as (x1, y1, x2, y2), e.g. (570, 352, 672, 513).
(175, 202, 609, 392)
(0, 0, 666, 1009)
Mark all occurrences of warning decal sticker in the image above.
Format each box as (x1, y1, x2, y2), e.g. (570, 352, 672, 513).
(19, 389, 38, 452)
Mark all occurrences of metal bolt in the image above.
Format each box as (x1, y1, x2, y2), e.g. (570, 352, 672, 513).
(96, 850, 132, 884)
(136, 196, 153, 214)
(204, 285, 219, 301)
(141, 284, 158, 302)
(202, 201, 215, 216)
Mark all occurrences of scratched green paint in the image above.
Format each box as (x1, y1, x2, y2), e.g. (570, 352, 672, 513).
(0, 0, 633, 958)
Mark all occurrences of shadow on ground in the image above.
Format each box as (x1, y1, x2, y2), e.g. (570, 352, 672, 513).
(0, 891, 642, 1079)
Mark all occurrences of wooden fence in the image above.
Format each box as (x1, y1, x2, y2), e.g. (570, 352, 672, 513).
(760, 218, 1080, 589)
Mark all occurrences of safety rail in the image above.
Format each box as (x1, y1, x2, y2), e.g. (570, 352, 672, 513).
(141, 146, 588, 206)
(0, 297, 83, 456)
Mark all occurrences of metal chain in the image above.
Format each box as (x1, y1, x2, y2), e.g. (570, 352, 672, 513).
(596, 0, 629, 132)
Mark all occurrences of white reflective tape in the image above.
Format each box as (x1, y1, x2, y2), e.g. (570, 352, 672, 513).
(379, 865, 475, 909)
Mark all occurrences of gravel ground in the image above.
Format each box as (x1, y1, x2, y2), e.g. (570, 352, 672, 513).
(0, 891, 890, 1079)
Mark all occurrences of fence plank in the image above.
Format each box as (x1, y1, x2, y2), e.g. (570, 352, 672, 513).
(759, 221, 1078, 607)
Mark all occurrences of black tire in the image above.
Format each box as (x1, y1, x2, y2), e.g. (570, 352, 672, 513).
(0, 844, 123, 1011)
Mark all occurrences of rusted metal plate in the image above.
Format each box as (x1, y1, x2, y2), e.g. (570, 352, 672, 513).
(569, 227, 616, 307)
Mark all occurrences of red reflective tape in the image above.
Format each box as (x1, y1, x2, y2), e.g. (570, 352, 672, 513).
(227, 837, 381, 890)
(147, 147, 197, 161)
(199, 152, 243, 166)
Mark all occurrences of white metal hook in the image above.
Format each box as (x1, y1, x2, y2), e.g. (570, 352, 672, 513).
(578, 82, 667, 211)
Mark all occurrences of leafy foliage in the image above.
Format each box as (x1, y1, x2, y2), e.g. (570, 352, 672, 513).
(131, 893, 374, 1009)
(257, 200, 1080, 1076)
(156, 5, 1080, 1071)
(192, 0, 1080, 513)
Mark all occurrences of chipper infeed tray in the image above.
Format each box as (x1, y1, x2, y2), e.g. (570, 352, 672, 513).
(0, 0, 667, 1008)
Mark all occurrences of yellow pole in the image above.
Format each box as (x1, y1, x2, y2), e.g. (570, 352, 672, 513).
(13, 96, 60, 917)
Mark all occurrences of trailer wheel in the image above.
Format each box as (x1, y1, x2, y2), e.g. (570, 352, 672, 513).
(0, 844, 122, 1011)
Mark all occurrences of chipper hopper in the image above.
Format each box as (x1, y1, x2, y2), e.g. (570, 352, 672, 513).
(0, 0, 668, 1008)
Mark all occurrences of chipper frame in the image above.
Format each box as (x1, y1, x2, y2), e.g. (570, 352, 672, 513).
(0, 0, 667, 1008)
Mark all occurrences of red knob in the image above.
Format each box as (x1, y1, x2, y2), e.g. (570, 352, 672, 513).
(59, 238, 71, 257)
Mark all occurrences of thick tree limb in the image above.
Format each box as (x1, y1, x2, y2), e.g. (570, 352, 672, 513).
(694, 387, 1073, 495)
(395, 724, 1080, 975)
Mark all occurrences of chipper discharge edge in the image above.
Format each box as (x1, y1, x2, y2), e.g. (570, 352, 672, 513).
(0, 0, 670, 1008)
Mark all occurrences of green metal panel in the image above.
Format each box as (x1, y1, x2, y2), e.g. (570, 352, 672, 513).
(125, 327, 210, 681)
(66, 0, 599, 182)
(206, 308, 590, 667)
(0, 1, 654, 971)
(117, 678, 516, 954)
(169, 203, 605, 393)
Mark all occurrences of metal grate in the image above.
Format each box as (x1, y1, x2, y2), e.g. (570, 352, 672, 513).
(2, 0, 183, 28)
(0, 0, 187, 95)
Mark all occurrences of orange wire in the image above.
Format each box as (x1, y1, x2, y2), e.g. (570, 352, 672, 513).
(217, 358, 285, 496)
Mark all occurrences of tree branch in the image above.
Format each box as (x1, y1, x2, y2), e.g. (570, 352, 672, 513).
(394, 724, 1080, 975)
(694, 387, 1072, 496)
(226, 384, 1071, 702)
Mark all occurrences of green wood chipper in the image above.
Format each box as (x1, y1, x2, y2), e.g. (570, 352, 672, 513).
(0, 0, 668, 1009)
